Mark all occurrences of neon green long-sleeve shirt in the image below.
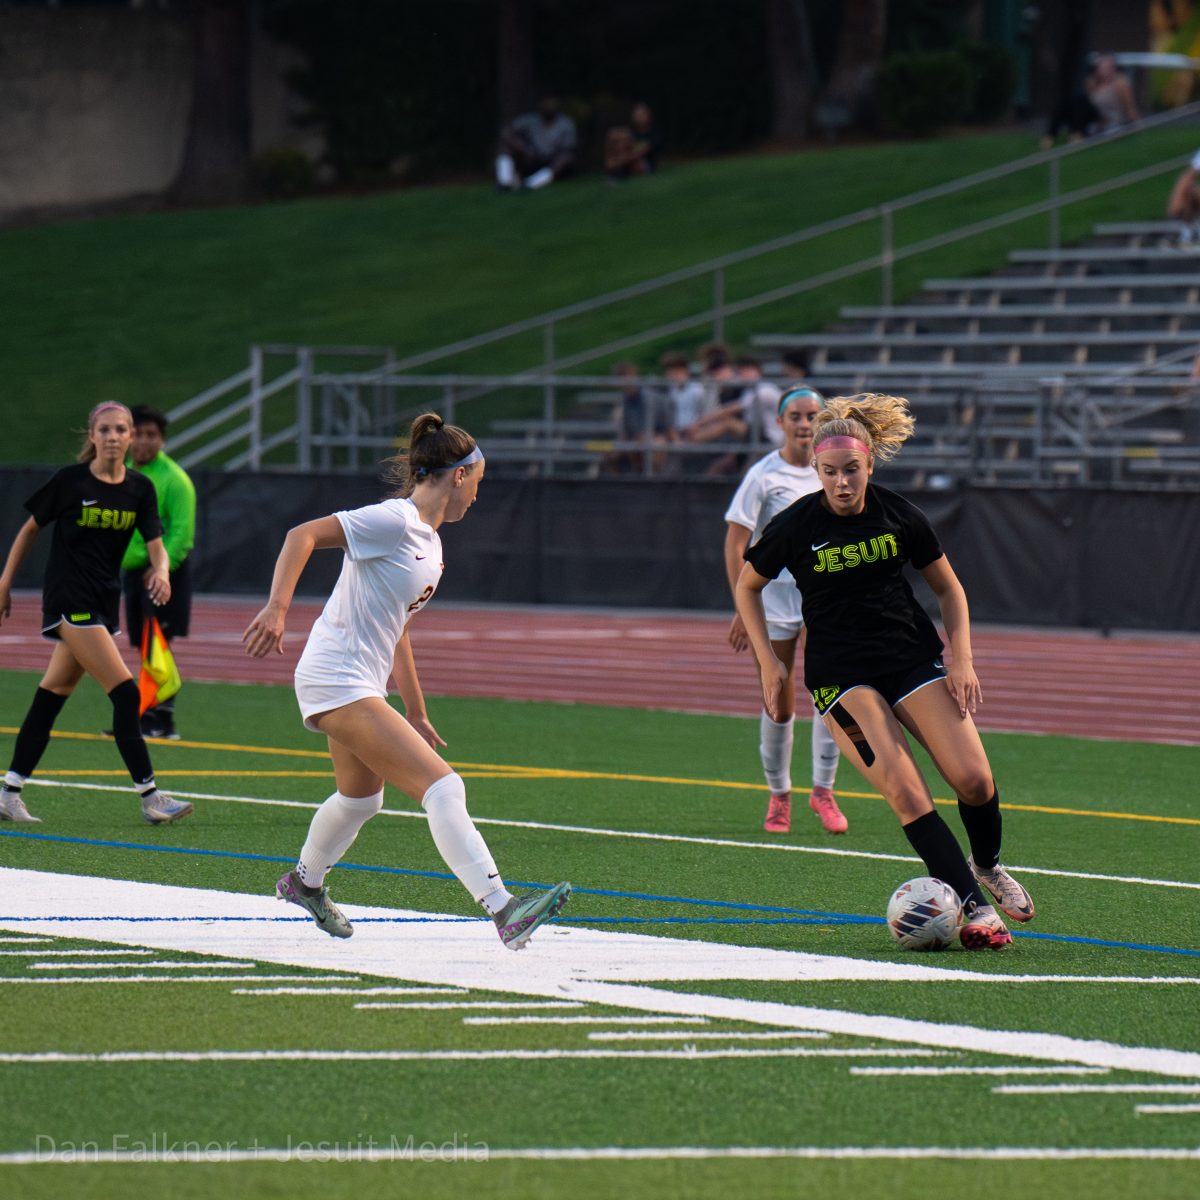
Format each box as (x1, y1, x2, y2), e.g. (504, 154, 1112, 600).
(120, 451, 196, 572)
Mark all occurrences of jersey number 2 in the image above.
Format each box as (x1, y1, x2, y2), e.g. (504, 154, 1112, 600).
(407, 585, 434, 614)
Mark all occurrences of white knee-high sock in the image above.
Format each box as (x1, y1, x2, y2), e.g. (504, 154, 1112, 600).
(811, 707, 840, 791)
(759, 711, 794, 794)
(422, 773, 513, 914)
(296, 790, 384, 888)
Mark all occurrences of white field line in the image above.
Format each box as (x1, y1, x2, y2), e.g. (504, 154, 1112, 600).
(0, 1047, 956, 1064)
(3, 1145, 1200, 1165)
(0, 949, 152, 957)
(29, 961, 254, 971)
(1136, 1104, 1200, 1114)
(0, 938, 51, 945)
(230, 986, 468, 997)
(25, 778, 1200, 894)
(6, 869, 1200, 1079)
(462, 1015, 712, 1026)
(352, 1001, 585, 1011)
(995, 1084, 1200, 1095)
(587, 1030, 829, 1042)
(850, 1065, 1111, 1077)
(0, 974, 359, 985)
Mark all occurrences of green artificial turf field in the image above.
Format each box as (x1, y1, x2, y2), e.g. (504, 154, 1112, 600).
(0, 669, 1197, 1199)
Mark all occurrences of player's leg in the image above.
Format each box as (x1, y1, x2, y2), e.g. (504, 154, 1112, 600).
(57, 624, 191, 824)
(757, 634, 797, 832)
(823, 687, 1008, 947)
(896, 682, 1034, 923)
(802, 622, 846, 834)
(1, 643, 84, 822)
(311, 699, 569, 947)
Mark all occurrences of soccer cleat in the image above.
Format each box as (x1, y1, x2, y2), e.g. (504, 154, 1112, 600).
(959, 903, 1013, 950)
(0, 788, 41, 823)
(969, 856, 1035, 922)
(276, 870, 353, 939)
(809, 787, 848, 834)
(494, 881, 572, 950)
(763, 793, 791, 833)
(140, 790, 194, 825)
(142, 711, 180, 741)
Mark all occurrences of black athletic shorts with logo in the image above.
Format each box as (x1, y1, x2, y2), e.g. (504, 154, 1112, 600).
(42, 592, 122, 641)
(811, 657, 947, 717)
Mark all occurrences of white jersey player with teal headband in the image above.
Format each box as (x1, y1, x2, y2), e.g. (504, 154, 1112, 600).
(243, 413, 570, 949)
(724, 386, 846, 835)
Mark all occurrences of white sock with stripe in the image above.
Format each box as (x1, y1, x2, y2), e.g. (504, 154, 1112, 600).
(811, 709, 840, 791)
(422, 773, 513, 914)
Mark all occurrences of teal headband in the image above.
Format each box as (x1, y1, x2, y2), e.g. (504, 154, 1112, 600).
(778, 386, 824, 417)
(415, 444, 483, 479)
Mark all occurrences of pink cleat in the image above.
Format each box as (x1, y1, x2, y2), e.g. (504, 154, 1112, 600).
(763, 793, 791, 833)
(959, 903, 1013, 950)
(809, 787, 848, 834)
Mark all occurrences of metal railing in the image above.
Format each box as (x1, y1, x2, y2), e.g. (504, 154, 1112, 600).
(169, 100, 1200, 471)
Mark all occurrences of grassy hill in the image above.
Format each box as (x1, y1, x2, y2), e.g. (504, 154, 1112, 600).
(2, 126, 1194, 465)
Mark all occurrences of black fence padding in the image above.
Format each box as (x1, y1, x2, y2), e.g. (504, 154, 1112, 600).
(2, 467, 1197, 631)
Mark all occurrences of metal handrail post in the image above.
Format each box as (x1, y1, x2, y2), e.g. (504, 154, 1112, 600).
(544, 321, 557, 477)
(297, 347, 313, 470)
(713, 267, 726, 345)
(249, 345, 264, 469)
(1049, 157, 1061, 250)
(881, 206, 894, 307)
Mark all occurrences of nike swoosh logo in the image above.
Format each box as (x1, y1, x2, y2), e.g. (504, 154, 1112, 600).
(415, 555, 427, 560)
(82, 499, 98, 506)
(811, 541, 830, 551)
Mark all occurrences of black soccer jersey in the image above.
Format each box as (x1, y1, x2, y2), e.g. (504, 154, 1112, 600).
(745, 483, 945, 689)
(25, 462, 163, 625)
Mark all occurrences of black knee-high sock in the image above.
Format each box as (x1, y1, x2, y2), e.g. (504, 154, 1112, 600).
(958, 788, 1002, 870)
(9, 687, 70, 779)
(902, 810, 983, 909)
(109, 680, 155, 790)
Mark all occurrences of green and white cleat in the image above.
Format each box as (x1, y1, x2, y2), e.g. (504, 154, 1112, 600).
(494, 881, 572, 951)
(276, 870, 353, 939)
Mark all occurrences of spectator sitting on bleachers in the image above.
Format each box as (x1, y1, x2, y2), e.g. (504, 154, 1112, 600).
(736, 354, 783, 447)
(683, 348, 750, 476)
(1166, 150, 1200, 247)
(780, 348, 811, 385)
(496, 97, 578, 192)
(1084, 54, 1138, 134)
(602, 361, 670, 474)
(660, 351, 709, 437)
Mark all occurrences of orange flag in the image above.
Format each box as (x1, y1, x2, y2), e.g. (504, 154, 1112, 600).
(138, 615, 182, 716)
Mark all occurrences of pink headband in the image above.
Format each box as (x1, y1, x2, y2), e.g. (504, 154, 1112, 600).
(90, 402, 131, 420)
(815, 435, 871, 456)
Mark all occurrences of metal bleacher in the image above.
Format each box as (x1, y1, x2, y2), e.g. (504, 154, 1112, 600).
(752, 220, 1200, 487)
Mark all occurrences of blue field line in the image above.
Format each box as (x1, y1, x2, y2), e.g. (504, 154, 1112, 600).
(4, 828, 1199, 957)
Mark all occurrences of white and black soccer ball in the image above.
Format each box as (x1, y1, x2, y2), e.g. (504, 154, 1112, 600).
(886, 876, 963, 951)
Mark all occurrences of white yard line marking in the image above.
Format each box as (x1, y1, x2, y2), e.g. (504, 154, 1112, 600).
(29, 960, 253, 971)
(0, 974, 359, 985)
(0, 949, 152, 957)
(0, 938, 51, 945)
(25, 779, 1200, 893)
(462, 1015, 712, 1026)
(996, 1084, 1200, 1095)
(850, 1065, 1110, 1077)
(353, 1001, 585, 1011)
(231, 986, 467, 997)
(4, 868, 1200, 1079)
(587, 1030, 829, 1041)
(0, 1047, 956, 1064)
(1136, 1104, 1200, 1114)
(2, 1145, 1199, 1165)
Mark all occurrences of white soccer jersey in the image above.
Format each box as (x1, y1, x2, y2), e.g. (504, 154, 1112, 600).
(725, 450, 822, 627)
(296, 498, 443, 697)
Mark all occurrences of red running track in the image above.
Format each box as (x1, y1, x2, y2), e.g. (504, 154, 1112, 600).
(2, 591, 1198, 746)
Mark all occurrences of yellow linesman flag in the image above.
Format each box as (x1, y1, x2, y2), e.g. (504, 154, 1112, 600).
(138, 615, 182, 716)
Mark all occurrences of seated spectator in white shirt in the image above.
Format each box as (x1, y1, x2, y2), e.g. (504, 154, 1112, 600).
(736, 355, 783, 447)
(496, 97, 578, 191)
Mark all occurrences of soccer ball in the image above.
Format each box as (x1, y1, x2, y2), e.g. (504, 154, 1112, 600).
(886, 876, 962, 951)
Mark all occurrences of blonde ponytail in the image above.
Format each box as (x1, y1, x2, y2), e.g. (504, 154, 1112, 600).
(813, 393, 915, 463)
